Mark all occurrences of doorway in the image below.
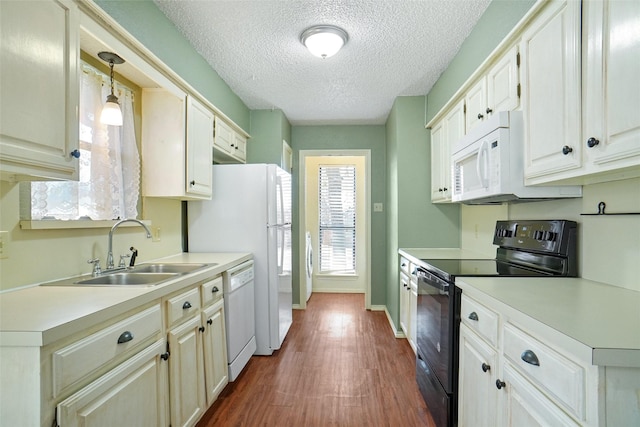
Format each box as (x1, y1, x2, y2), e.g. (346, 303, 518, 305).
(298, 150, 371, 309)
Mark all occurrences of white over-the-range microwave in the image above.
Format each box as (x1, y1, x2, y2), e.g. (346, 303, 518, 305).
(450, 111, 582, 204)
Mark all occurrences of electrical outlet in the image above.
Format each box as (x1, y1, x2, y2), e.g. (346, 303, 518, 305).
(152, 226, 161, 242)
(0, 231, 8, 259)
(373, 203, 383, 212)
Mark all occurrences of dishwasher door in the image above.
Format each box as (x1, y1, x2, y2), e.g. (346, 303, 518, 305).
(223, 260, 256, 381)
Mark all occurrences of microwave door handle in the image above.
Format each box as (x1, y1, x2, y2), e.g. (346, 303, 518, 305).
(476, 140, 489, 188)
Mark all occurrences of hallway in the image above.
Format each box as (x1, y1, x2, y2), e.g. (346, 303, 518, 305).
(198, 293, 435, 426)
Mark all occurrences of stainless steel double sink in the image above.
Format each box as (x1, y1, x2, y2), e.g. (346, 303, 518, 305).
(44, 263, 216, 287)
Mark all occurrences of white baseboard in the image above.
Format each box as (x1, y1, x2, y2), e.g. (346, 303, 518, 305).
(383, 307, 405, 338)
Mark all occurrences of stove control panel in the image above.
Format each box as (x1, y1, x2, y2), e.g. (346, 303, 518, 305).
(493, 220, 577, 255)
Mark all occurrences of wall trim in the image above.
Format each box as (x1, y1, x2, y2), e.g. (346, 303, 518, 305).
(383, 307, 405, 338)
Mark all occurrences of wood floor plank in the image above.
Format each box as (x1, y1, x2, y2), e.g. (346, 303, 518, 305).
(197, 293, 436, 426)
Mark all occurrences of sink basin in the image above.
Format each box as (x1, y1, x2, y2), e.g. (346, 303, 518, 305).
(132, 263, 211, 274)
(74, 272, 178, 286)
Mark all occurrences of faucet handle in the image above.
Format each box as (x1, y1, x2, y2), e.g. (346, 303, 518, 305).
(119, 254, 131, 268)
(87, 258, 101, 276)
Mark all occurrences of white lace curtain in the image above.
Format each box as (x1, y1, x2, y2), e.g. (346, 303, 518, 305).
(30, 63, 140, 220)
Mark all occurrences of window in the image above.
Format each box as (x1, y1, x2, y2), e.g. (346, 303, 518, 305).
(318, 164, 356, 274)
(25, 62, 140, 221)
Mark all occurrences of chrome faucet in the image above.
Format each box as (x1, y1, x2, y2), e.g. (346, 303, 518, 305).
(106, 219, 152, 270)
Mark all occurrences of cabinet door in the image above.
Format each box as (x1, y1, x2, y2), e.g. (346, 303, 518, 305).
(186, 96, 213, 197)
(57, 340, 169, 427)
(409, 281, 417, 351)
(430, 121, 446, 202)
(232, 133, 247, 162)
(0, 0, 79, 181)
(501, 363, 580, 427)
(399, 271, 410, 335)
(465, 78, 487, 133)
(168, 316, 206, 427)
(202, 299, 228, 406)
(487, 45, 520, 114)
(521, 0, 582, 182)
(214, 117, 233, 155)
(458, 325, 499, 427)
(583, 0, 640, 173)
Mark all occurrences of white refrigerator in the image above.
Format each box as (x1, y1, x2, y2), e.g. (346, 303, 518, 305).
(188, 164, 292, 355)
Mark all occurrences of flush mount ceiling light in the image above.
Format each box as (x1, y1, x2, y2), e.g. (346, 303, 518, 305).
(300, 25, 348, 59)
(97, 51, 125, 126)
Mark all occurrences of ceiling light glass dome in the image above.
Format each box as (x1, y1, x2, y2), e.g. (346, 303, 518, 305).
(300, 25, 348, 59)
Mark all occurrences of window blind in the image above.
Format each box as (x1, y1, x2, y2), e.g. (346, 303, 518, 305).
(318, 165, 356, 274)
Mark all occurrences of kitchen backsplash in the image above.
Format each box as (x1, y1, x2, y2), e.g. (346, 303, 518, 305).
(461, 177, 640, 292)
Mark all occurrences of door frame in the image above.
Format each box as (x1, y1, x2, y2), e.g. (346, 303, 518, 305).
(298, 149, 371, 309)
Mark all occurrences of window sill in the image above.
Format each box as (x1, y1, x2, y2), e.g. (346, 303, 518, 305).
(20, 219, 151, 230)
(316, 273, 358, 280)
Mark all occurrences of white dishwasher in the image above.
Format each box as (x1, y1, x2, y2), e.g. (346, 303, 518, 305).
(223, 260, 257, 381)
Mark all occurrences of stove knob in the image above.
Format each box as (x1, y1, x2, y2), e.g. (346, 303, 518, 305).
(544, 231, 556, 241)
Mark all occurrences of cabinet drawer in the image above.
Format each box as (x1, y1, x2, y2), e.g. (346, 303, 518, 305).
(460, 295, 499, 347)
(400, 257, 410, 275)
(52, 305, 162, 397)
(503, 323, 585, 420)
(166, 287, 201, 327)
(201, 276, 223, 307)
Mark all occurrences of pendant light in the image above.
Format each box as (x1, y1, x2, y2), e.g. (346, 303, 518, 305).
(300, 25, 348, 59)
(98, 51, 125, 126)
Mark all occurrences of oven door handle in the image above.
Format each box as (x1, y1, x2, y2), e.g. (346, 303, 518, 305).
(416, 267, 450, 293)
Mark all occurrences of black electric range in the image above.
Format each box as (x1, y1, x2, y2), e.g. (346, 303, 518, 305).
(414, 219, 577, 427)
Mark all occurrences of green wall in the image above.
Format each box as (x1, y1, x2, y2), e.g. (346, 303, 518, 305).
(95, 0, 250, 131)
(248, 110, 292, 165)
(291, 126, 387, 306)
(385, 97, 460, 327)
(426, 0, 536, 121)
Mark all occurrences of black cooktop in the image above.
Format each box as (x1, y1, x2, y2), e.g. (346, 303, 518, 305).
(418, 258, 557, 282)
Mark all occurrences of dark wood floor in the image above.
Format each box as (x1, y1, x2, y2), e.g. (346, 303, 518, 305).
(197, 293, 436, 426)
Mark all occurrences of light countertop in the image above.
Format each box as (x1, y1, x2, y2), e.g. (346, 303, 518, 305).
(456, 276, 640, 368)
(0, 252, 251, 347)
(399, 247, 494, 264)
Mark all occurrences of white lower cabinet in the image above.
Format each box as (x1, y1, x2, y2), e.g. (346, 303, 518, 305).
(168, 315, 206, 427)
(458, 324, 499, 426)
(458, 293, 600, 427)
(57, 339, 169, 427)
(202, 299, 228, 405)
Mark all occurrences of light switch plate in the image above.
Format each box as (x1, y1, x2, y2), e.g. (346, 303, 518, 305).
(373, 203, 383, 212)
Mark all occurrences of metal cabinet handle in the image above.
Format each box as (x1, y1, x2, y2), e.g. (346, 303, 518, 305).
(198, 326, 205, 333)
(468, 312, 479, 321)
(160, 351, 170, 361)
(70, 149, 81, 159)
(189, 180, 196, 186)
(117, 331, 134, 344)
(207, 319, 213, 325)
(212, 286, 219, 293)
(562, 145, 573, 155)
(521, 350, 540, 366)
(587, 137, 600, 148)
(486, 108, 493, 114)
(477, 113, 484, 120)
(481, 363, 491, 372)
(496, 379, 506, 390)
(182, 301, 192, 310)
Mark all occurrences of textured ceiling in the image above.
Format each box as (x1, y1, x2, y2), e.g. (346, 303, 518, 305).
(153, 0, 492, 125)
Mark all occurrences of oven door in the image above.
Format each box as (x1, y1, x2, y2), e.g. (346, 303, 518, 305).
(416, 267, 456, 393)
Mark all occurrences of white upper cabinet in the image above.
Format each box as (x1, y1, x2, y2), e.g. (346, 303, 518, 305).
(523, 0, 639, 185)
(213, 116, 247, 164)
(465, 45, 520, 134)
(186, 96, 214, 197)
(521, 0, 582, 183)
(142, 90, 213, 200)
(465, 78, 488, 133)
(431, 100, 464, 203)
(0, 0, 79, 181)
(581, 0, 640, 182)
(487, 46, 520, 115)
